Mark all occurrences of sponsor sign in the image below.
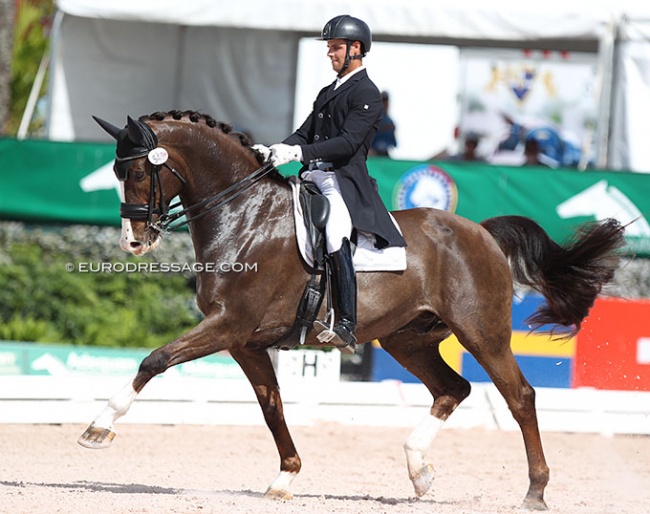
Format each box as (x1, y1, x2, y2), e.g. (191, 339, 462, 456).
(372, 295, 650, 391)
(574, 298, 650, 391)
(0, 342, 245, 379)
(1, 139, 649, 256)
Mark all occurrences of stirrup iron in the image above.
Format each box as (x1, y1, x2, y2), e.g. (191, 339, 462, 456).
(314, 308, 336, 343)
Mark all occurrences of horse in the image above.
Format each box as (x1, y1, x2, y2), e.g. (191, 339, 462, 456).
(79, 110, 626, 510)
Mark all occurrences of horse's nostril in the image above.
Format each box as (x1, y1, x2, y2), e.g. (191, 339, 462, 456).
(130, 241, 142, 248)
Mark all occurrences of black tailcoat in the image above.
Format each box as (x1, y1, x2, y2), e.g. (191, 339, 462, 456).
(283, 69, 406, 249)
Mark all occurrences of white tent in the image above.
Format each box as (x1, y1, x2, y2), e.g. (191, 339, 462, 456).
(47, 0, 650, 170)
(609, 13, 650, 171)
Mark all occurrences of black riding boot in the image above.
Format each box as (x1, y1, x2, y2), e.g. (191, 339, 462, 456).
(328, 238, 357, 348)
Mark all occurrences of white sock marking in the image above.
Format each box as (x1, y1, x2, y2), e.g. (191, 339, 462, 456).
(93, 379, 138, 430)
(267, 470, 297, 493)
(404, 414, 445, 478)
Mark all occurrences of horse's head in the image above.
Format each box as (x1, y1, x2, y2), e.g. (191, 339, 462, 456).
(94, 115, 188, 255)
(95, 112, 277, 256)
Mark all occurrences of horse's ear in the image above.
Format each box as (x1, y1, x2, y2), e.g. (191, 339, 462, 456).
(92, 115, 122, 140)
(126, 116, 143, 145)
(127, 115, 158, 150)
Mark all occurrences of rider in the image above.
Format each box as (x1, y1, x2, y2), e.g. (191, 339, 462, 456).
(256, 15, 406, 349)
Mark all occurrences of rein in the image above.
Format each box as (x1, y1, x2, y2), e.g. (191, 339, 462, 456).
(121, 157, 277, 233)
(157, 161, 276, 232)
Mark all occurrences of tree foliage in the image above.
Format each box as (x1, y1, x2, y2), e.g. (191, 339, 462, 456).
(5, 0, 54, 135)
(0, 0, 14, 132)
(0, 222, 201, 347)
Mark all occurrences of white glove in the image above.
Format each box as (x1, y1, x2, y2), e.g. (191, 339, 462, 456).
(252, 144, 272, 163)
(269, 143, 302, 167)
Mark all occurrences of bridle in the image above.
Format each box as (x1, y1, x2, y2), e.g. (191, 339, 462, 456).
(116, 152, 184, 232)
(116, 151, 276, 234)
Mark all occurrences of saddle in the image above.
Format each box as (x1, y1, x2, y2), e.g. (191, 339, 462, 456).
(272, 181, 330, 350)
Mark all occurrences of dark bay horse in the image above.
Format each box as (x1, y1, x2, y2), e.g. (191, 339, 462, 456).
(79, 110, 626, 510)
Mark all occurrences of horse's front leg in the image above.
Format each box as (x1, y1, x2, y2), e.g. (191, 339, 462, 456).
(78, 315, 231, 449)
(229, 346, 301, 500)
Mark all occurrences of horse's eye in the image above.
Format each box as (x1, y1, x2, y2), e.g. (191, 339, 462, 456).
(134, 171, 146, 182)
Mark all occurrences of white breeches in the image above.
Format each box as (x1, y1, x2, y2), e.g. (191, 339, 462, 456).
(302, 170, 353, 253)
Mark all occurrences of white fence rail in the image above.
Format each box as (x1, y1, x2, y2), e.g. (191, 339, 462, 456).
(1, 375, 648, 435)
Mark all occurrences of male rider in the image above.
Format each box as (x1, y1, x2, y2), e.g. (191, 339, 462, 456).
(256, 15, 406, 349)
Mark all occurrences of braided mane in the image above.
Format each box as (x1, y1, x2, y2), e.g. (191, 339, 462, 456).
(142, 110, 285, 181)
(144, 110, 253, 145)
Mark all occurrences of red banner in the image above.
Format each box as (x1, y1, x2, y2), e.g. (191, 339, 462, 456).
(574, 298, 650, 391)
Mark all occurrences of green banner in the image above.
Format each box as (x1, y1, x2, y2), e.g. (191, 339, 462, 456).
(0, 341, 244, 378)
(0, 138, 120, 226)
(370, 159, 650, 257)
(1, 138, 649, 255)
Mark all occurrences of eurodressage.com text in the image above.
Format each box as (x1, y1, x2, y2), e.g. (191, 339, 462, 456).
(67, 262, 258, 274)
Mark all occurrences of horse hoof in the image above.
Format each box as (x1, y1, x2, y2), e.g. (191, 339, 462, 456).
(411, 464, 434, 497)
(521, 496, 548, 511)
(77, 424, 116, 449)
(265, 487, 293, 501)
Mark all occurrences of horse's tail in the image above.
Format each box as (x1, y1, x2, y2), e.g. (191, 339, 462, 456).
(480, 215, 626, 336)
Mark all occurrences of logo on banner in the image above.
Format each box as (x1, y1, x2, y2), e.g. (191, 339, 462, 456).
(509, 66, 536, 101)
(393, 165, 458, 212)
(484, 62, 558, 104)
(557, 179, 650, 255)
(557, 180, 650, 234)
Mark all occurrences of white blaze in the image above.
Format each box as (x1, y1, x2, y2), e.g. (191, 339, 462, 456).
(118, 182, 140, 253)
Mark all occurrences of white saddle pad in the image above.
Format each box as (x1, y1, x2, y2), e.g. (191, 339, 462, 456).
(289, 176, 407, 272)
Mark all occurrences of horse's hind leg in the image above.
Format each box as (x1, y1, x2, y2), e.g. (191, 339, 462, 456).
(453, 312, 549, 510)
(379, 332, 471, 498)
(468, 342, 549, 510)
(229, 346, 300, 501)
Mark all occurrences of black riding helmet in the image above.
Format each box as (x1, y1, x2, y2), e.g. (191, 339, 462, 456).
(319, 15, 372, 76)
